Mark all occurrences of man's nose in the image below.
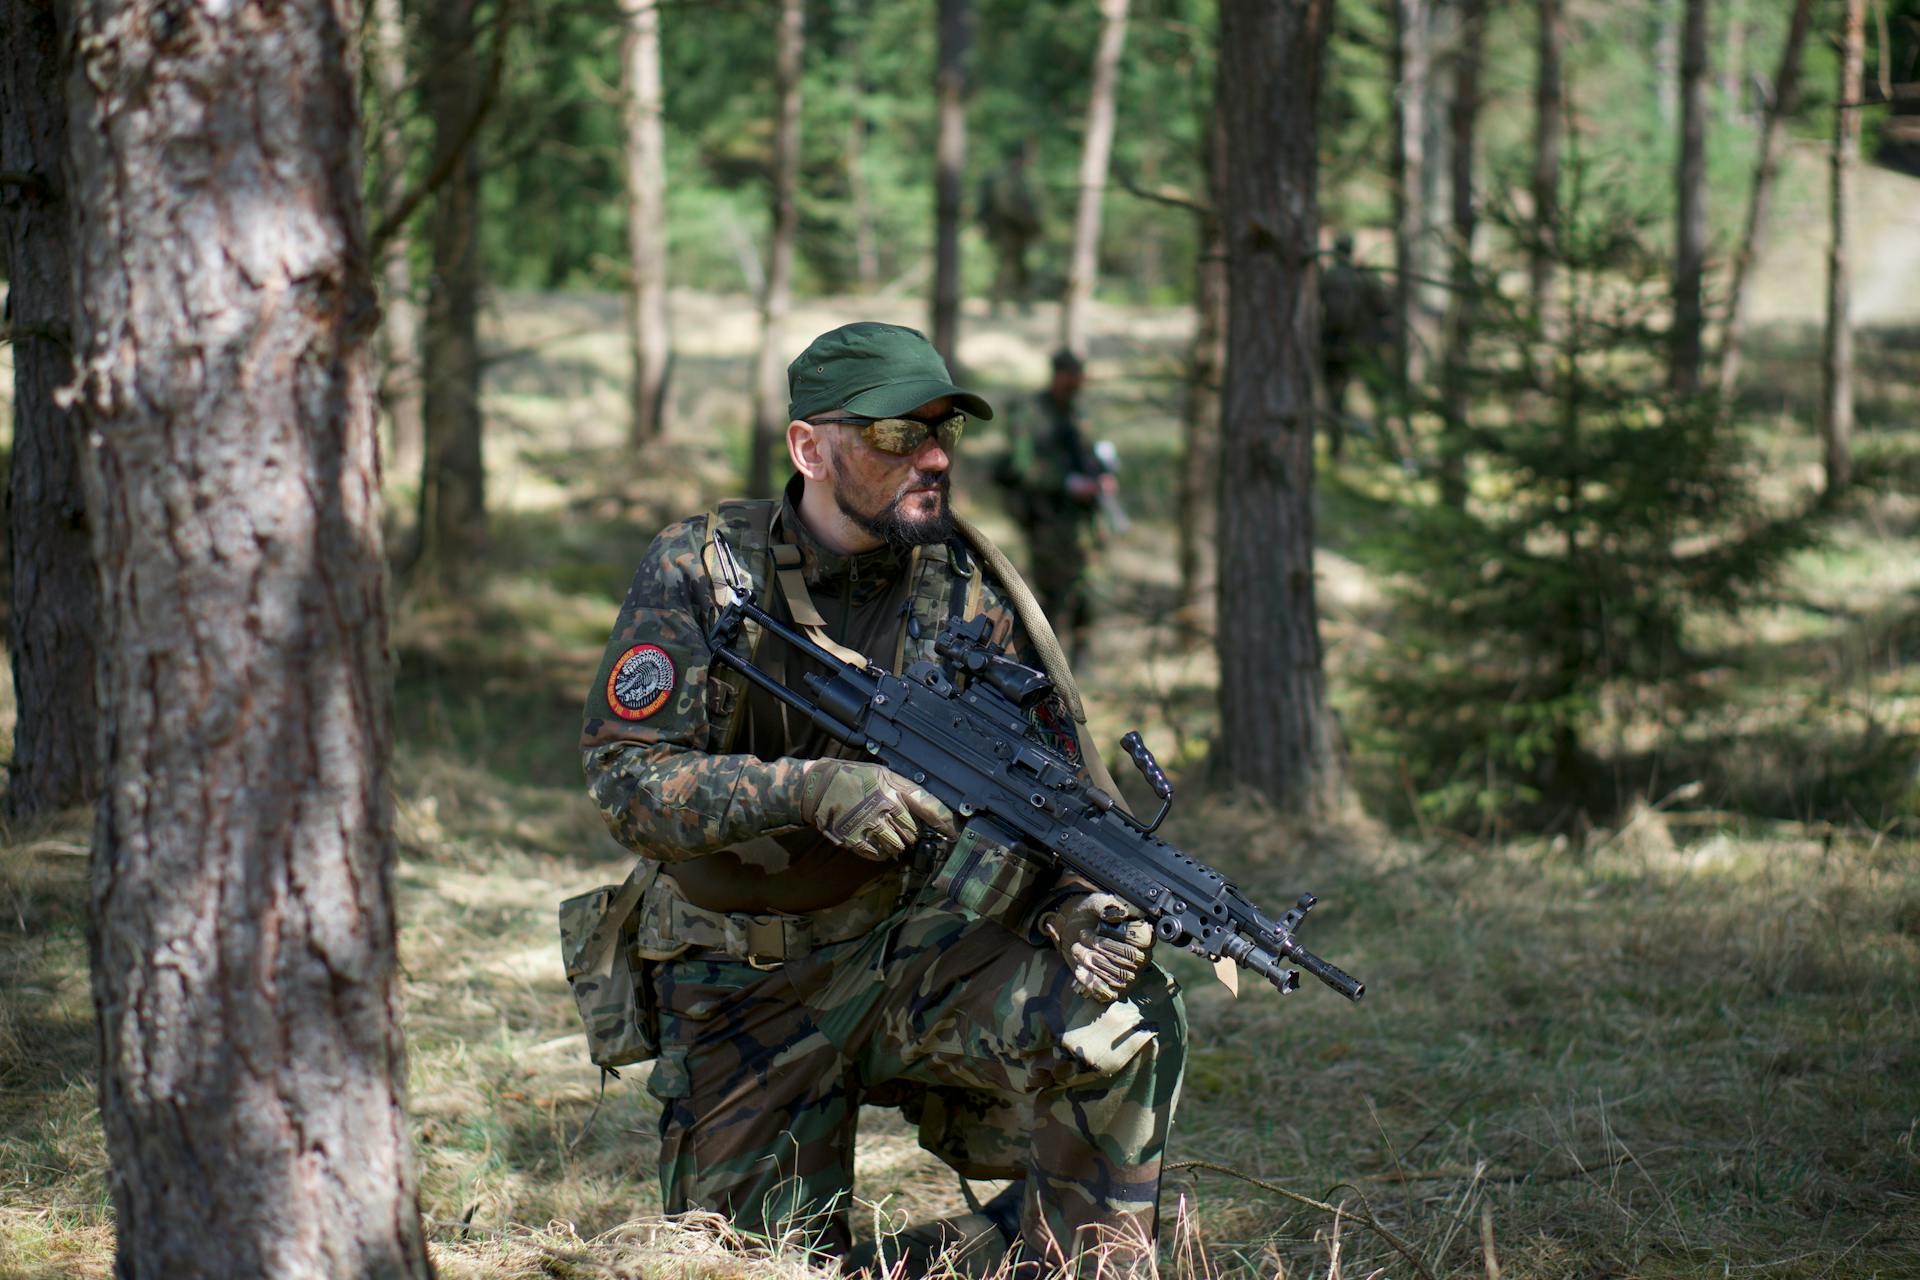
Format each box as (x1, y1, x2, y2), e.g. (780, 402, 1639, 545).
(912, 437, 951, 472)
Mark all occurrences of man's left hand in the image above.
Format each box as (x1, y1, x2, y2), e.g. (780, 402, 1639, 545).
(1042, 892, 1154, 1002)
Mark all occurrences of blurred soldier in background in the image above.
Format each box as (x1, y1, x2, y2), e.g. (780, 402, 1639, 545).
(992, 349, 1112, 667)
(1319, 232, 1396, 457)
(978, 142, 1045, 315)
(581, 323, 1184, 1278)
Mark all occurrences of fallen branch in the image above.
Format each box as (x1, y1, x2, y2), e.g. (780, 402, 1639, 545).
(1166, 1158, 1438, 1280)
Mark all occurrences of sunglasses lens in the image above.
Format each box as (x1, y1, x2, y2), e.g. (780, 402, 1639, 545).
(862, 413, 966, 455)
(865, 420, 925, 454)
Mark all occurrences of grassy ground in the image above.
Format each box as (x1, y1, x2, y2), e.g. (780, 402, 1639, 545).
(3, 168, 1919, 1277)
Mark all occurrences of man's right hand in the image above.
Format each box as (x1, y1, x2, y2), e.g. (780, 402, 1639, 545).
(800, 759, 957, 861)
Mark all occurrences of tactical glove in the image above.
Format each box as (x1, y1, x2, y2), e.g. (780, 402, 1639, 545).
(1041, 892, 1155, 1003)
(800, 759, 957, 861)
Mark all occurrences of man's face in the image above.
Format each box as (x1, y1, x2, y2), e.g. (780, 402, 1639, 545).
(1050, 368, 1085, 401)
(825, 396, 956, 548)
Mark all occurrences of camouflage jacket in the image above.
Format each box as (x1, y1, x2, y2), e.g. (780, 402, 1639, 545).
(582, 479, 1083, 911)
(994, 391, 1101, 529)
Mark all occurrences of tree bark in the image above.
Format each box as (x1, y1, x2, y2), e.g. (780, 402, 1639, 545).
(2, 0, 100, 821)
(1059, 0, 1130, 357)
(1176, 90, 1228, 623)
(416, 0, 488, 588)
(1438, 0, 1487, 511)
(367, 0, 423, 478)
(1822, 0, 1864, 497)
(848, 83, 880, 293)
(1214, 0, 1350, 818)
(931, 0, 972, 366)
(623, 0, 671, 445)
(748, 0, 803, 498)
(1670, 0, 1710, 394)
(1390, 0, 1431, 407)
(1528, 0, 1564, 309)
(1722, 0, 1748, 120)
(63, 0, 432, 1271)
(1719, 0, 1815, 402)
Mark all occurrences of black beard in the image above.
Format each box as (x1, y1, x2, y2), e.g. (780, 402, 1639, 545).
(832, 458, 954, 549)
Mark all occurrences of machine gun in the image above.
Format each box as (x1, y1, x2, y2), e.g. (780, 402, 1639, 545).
(703, 562, 1365, 1003)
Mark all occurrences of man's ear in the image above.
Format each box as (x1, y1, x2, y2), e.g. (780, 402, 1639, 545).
(788, 419, 830, 480)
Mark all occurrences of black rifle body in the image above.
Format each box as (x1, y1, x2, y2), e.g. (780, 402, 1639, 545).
(707, 596, 1364, 1002)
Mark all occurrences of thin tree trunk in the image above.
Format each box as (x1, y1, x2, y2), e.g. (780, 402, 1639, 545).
(1722, 0, 1749, 120)
(848, 86, 880, 293)
(931, 0, 972, 366)
(1390, 0, 1431, 407)
(1177, 91, 1228, 623)
(1670, 0, 1710, 394)
(748, 0, 803, 498)
(1059, 0, 1130, 357)
(417, 0, 488, 587)
(368, 0, 423, 478)
(1719, 0, 1815, 402)
(64, 0, 431, 1270)
(623, 0, 671, 445)
(1529, 0, 1564, 309)
(1823, 0, 1864, 497)
(1438, 0, 1487, 511)
(3, 0, 99, 821)
(1416, 0, 1454, 376)
(1215, 0, 1350, 819)
(1656, 0, 1680, 125)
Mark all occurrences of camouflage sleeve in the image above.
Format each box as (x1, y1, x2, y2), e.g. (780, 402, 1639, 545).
(581, 516, 808, 861)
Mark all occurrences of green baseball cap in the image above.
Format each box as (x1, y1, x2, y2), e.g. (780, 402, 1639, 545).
(787, 322, 995, 422)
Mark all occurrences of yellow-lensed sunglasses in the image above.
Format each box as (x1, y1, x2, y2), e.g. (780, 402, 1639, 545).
(809, 411, 967, 456)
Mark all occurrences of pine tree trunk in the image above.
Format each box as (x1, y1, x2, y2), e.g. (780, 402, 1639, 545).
(1656, 0, 1680, 125)
(1215, 0, 1350, 819)
(1415, 0, 1454, 381)
(2, 0, 100, 821)
(1719, 0, 1815, 402)
(748, 0, 803, 498)
(1059, 0, 1130, 357)
(848, 85, 880, 293)
(63, 0, 431, 1271)
(1438, 0, 1487, 511)
(1670, 0, 1710, 394)
(1390, 0, 1430, 405)
(1823, 0, 1864, 497)
(931, 0, 972, 366)
(368, 0, 423, 478)
(1529, 0, 1564, 309)
(417, 0, 487, 587)
(623, 0, 671, 445)
(1176, 94, 1228, 623)
(1722, 0, 1748, 120)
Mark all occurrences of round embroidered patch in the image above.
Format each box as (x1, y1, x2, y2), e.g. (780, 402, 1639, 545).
(608, 644, 676, 720)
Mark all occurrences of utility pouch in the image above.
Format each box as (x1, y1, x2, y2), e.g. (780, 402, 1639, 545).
(926, 817, 1050, 927)
(559, 861, 666, 1069)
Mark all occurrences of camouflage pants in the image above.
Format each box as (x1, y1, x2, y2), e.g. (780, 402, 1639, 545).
(646, 896, 1187, 1271)
(1023, 516, 1092, 656)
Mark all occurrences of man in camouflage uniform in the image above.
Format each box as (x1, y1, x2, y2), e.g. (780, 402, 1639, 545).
(1319, 232, 1396, 458)
(581, 322, 1185, 1276)
(991, 350, 1110, 668)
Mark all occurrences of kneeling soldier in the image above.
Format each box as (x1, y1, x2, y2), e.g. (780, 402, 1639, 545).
(580, 322, 1186, 1276)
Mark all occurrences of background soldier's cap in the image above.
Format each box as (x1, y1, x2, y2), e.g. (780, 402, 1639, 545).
(787, 322, 995, 422)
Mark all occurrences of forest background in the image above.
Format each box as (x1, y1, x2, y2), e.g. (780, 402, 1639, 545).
(2, 0, 1919, 1276)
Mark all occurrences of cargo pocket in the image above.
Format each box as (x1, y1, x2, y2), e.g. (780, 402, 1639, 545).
(928, 818, 1050, 928)
(645, 1042, 692, 1103)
